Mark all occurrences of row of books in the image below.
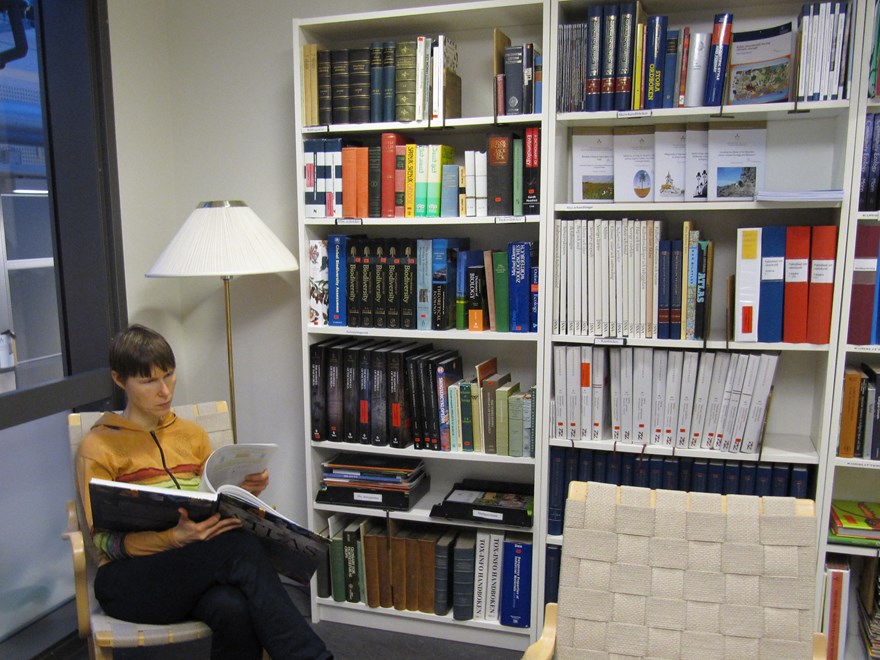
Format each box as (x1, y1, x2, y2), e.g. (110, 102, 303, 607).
(309, 236, 538, 333)
(859, 114, 880, 212)
(556, 3, 850, 113)
(497, 37, 542, 116)
(847, 220, 880, 346)
(855, 555, 879, 660)
(318, 515, 531, 627)
(552, 218, 714, 341)
(300, 35, 461, 126)
(309, 338, 534, 456)
(303, 130, 541, 220)
(735, 225, 838, 345)
(571, 122, 766, 204)
(552, 346, 779, 455)
(547, 446, 811, 536)
(838, 363, 880, 460)
(830, 500, 880, 544)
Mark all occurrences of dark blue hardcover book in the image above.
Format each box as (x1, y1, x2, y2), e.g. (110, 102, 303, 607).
(509, 242, 533, 333)
(758, 226, 786, 342)
(723, 461, 740, 495)
(328, 234, 349, 326)
(790, 465, 809, 498)
(771, 463, 791, 496)
(621, 453, 636, 485)
(614, 3, 637, 111)
(577, 449, 595, 482)
(382, 42, 397, 123)
(755, 462, 773, 496)
(606, 452, 622, 485)
(547, 447, 566, 535)
(544, 543, 561, 603)
(707, 460, 724, 493)
(593, 450, 608, 483)
(644, 15, 668, 110)
(662, 29, 678, 108)
(658, 239, 672, 339)
(369, 42, 383, 123)
(868, 113, 880, 212)
(599, 4, 619, 111)
(704, 13, 734, 107)
(499, 533, 532, 627)
(586, 5, 604, 112)
(738, 462, 757, 495)
(690, 459, 708, 492)
(860, 113, 875, 211)
(633, 455, 650, 487)
(530, 265, 540, 333)
(670, 240, 683, 339)
(678, 457, 693, 492)
(564, 447, 579, 499)
(662, 457, 679, 490)
(649, 456, 664, 489)
(504, 45, 525, 115)
(431, 237, 469, 330)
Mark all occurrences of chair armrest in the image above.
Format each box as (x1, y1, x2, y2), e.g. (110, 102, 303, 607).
(812, 632, 827, 660)
(62, 500, 91, 639)
(522, 602, 557, 660)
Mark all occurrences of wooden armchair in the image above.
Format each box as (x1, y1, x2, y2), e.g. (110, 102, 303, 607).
(522, 482, 830, 660)
(62, 401, 233, 659)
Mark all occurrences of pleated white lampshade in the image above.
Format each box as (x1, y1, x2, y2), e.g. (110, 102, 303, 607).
(145, 200, 299, 278)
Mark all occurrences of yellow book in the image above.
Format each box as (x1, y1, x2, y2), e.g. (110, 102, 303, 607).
(404, 143, 417, 217)
(633, 22, 645, 110)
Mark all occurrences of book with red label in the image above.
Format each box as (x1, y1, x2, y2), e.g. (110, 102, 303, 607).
(381, 133, 409, 217)
(487, 133, 514, 216)
(848, 221, 880, 345)
(805, 225, 837, 344)
(782, 225, 810, 343)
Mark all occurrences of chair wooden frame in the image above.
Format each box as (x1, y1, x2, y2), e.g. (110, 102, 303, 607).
(62, 401, 232, 659)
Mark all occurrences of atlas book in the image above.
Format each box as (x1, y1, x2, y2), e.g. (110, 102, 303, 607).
(89, 445, 328, 583)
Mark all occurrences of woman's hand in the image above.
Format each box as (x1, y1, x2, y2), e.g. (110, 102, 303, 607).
(238, 469, 269, 497)
(171, 508, 241, 546)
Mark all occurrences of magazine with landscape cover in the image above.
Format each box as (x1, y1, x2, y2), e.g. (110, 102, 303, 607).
(88, 443, 329, 583)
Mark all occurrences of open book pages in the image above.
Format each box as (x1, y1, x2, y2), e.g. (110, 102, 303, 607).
(200, 442, 278, 492)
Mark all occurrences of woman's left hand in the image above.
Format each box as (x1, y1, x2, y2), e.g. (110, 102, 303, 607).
(239, 468, 269, 497)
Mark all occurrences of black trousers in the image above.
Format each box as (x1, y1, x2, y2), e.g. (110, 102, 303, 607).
(94, 531, 332, 660)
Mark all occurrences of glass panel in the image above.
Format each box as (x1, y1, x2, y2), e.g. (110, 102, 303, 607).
(0, 3, 62, 394)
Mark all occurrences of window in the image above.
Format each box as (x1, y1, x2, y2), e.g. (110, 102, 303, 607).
(0, 0, 126, 429)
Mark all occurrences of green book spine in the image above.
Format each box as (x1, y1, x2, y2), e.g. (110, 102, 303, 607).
(459, 378, 474, 451)
(508, 392, 525, 457)
(528, 385, 537, 458)
(492, 250, 510, 332)
(495, 381, 519, 456)
(330, 531, 346, 602)
(512, 137, 523, 216)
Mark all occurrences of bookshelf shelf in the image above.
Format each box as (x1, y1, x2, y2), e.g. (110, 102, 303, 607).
(306, 326, 541, 342)
(556, 100, 850, 127)
(549, 334, 833, 353)
(303, 215, 541, 227)
(824, 542, 880, 558)
(555, 200, 844, 212)
(311, 440, 536, 464)
(833, 457, 880, 470)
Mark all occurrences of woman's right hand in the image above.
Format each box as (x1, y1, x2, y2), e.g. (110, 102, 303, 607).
(171, 508, 242, 546)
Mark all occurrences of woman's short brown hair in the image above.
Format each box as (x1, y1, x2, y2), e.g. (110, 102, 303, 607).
(109, 324, 175, 381)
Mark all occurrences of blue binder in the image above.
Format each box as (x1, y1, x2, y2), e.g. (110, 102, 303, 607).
(757, 226, 786, 342)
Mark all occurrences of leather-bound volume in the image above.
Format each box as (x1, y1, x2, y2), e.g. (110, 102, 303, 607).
(348, 47, 370, 124)
(330, 49, 350, 124)
(417, 530, 442, 613)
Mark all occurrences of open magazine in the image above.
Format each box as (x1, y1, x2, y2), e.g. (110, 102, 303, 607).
(88, 443, 328, 583)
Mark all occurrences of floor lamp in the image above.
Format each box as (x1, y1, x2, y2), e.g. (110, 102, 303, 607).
(145, 200, 299, 442)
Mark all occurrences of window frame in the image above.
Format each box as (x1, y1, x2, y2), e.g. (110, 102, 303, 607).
(0, 0, 126, 431)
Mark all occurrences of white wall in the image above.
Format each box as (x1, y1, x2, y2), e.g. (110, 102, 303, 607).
(108, 0, 471, 522)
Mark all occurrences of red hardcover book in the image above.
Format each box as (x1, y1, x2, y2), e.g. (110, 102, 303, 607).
(847, 221, 880, 345)
(381, 132, 408, 217)
(782, 226, 811, 343)
(341, 146, 359, 218)
(805, 225, 837, 344)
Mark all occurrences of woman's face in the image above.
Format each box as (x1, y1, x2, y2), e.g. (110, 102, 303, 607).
(112, 364, 177, 427)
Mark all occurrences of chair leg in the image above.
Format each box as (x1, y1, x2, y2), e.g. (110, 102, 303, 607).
(89, 637, 112, 660)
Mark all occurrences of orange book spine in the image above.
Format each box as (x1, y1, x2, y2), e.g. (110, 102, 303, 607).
(783, 225, 811, 343)
(341, 146, 358, 218)
(806, 225, 837, 344)
(838, 368, 861, 458)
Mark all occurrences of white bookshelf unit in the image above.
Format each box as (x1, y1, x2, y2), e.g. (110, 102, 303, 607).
(293, 0, 878, 650)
